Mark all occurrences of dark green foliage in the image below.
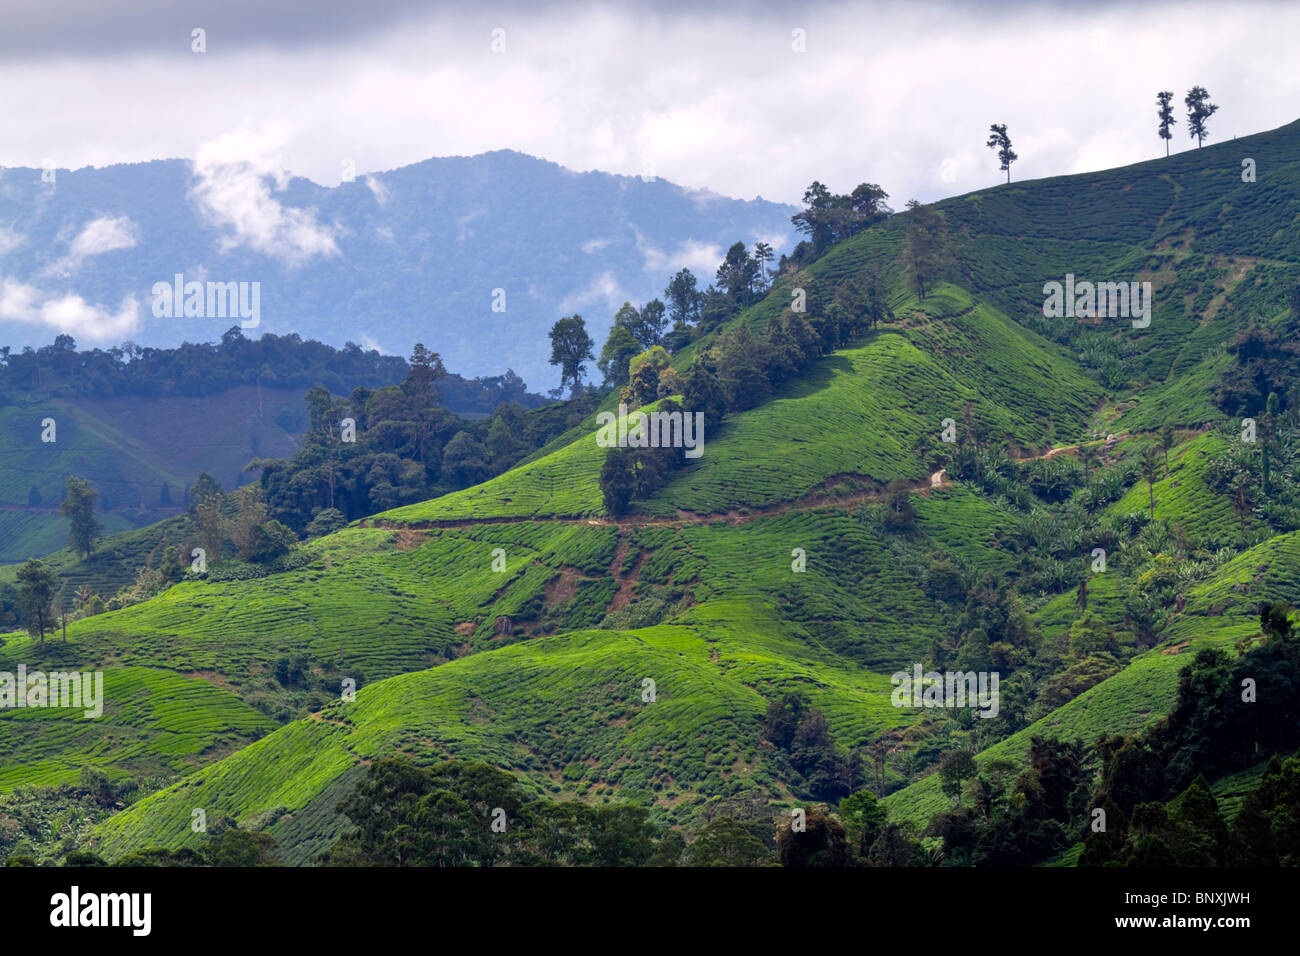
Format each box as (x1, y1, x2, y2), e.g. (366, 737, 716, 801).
(776, 804, 850, 867)
(248, 355, 591, 533)
(1213, 323, 1300, 417)
(79, 767, 117, 809)
(664, 268, 703, 331)
(599, 450, 636, 516)
(326, 758, 671, 867)
(1156, 90, 1176, 155)
(63, 850, 108, 866)
(939, 750, 977, 804)
(761, 692, 806, 750)
(865, 821, 925, 866)
(761, 693, 859, 802)
(1227, 756, 1300, 866)
(112, 847, 205, 867)
(240, 519, 297, 563)
(900, 199, 954, 300)
(986, 123, 1018, 183)
(790, 181, 892, 258)
(679, 362, 728, 424)
(188, 472, 225, 564)
(327, 757, 496, 866)
(16, 558, 58, 645)
(58, 476, 102, 559)
(1076, 620, 1300, 866)
(598, 322, 640, 388)
(548, 315, 595, 394)
(596, 399, 692, 515)
(682, 817, 773, 866)
(0, 781, 119, 864)
(203, 827, 280, 866)
(884, 478, 916, 531)
(715, 241, 760, 303)
(919, 736, 1090, 866)
(442, 431, 492, 487)
(484, 403, 529, 469)
(839, 789, 889, 860)
(305, 508, 347, 538)
(0, 331, 536, 413)
(1184, 85, 1219, 147)
(1088, 751, 1300, 868)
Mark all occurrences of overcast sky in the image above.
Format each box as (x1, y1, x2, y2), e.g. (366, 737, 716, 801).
(1, 0, 1298, 206)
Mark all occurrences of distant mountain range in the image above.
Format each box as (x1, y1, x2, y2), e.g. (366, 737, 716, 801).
(0, 151, 796, 390)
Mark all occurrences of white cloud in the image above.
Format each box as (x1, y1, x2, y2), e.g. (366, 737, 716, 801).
(0, 277, 39, 319)
(0, 3, 1298, 208)
(44, 215, 138, 275)
(190, 125, 339, 266)
(557, 270, 626, 316)
(0, 225, 23, 257)
(752, 232, 789, 255)
(364, 173, 390, 205)
(69, 215, 136, 260)
(0, 276, 140, 341)
(581, 237, 614, 254)
(636, 233, 724, 275)
(358, 333, 386, 353)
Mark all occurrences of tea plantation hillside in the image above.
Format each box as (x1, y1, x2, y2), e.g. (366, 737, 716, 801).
(0, 511, 197, 601)
(0, 386, 306, 563)
(376, 284, 1102, 523)
(4, 117, 1300, 866)
(882, 529, 1300, 826)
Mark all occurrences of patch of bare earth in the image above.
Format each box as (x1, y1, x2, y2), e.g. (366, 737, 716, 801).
(183, 669, 237, 691)
(607, 548, 649, 614)
(392, 529, 429, 550)
(545, 566, 581, 607)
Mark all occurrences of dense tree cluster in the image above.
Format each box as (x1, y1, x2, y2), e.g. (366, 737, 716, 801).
(596, 262, 894, 514)
(0, 329, 539, 415)
(598, 412, 692, 516)
(1212, 312, 1300, 418)
(761, 692, 862, 802)
(597, 301, 668, 388)
(325, 758, 719, 867)
(789, 181, 892, 259)
(910, 602, 1300, 866)
(321, 757, 953, 868)
(251, 345, 595, 532)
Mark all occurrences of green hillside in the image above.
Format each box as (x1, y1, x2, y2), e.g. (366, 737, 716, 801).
(0, 512, 197, 601)
(5, 118, 1300, 867)
(0, 386, 304, 563)
(0, 667, 272, 791)
(883, 529, 1300, 826)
